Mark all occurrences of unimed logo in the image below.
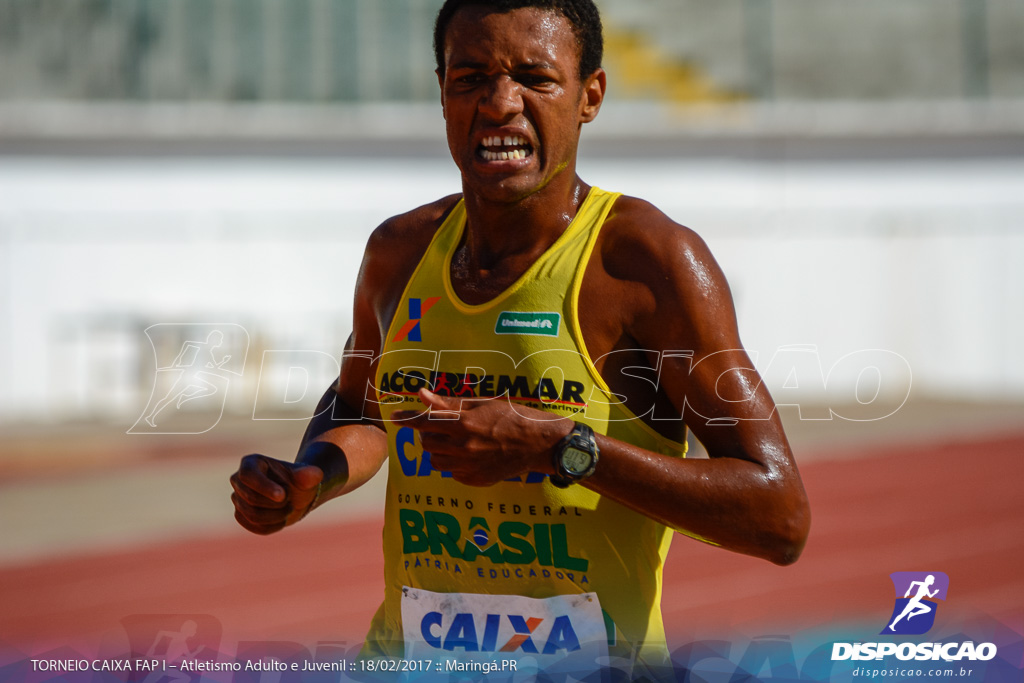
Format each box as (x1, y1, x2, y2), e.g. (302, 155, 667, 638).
(495, 311, 561, 337)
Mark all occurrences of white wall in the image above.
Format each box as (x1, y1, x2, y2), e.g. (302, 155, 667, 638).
(1, 152, 1022, 422)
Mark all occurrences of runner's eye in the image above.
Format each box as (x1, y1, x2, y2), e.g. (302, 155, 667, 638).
(454, 73, 486, 86)
(518, 74, 552, 88)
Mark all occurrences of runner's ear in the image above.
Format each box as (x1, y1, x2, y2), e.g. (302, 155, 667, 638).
(579, 68, 606, 124)
(437, 69, 446, 117)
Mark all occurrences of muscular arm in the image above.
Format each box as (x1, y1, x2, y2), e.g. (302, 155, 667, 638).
(230, 197, 458, 534)
(291, 343, 388, 509)
(582, 212, 809, 564)
(230, 280, 387, 533)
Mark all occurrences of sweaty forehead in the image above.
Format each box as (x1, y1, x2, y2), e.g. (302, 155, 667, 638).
(443, 6, 579, 69)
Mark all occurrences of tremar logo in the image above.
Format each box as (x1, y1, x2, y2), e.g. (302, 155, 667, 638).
(832, 572, 998, 663)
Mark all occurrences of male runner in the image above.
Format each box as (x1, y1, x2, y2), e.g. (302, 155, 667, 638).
(230, 0, 810, 677)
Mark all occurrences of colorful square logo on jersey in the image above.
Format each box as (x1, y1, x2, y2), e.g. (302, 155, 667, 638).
(881, 571, 949, 635)
(393, 297, 441, 343)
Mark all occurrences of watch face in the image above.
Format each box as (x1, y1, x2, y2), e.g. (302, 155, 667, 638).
(562, 446, 593, 475)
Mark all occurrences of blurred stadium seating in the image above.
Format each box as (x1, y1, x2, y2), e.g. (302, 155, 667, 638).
(0, 0, 1021, 103)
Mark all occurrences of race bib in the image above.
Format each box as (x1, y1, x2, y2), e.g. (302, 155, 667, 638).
(401, 587, 609, 676)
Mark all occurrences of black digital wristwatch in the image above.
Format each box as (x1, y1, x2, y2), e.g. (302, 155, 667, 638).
(551, 422, 599, 488)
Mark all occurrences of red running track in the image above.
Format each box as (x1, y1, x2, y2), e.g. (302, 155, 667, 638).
(2, 434, 1022, 656)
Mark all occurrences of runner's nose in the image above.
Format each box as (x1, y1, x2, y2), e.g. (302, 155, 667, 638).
(478, 75, 523, 122)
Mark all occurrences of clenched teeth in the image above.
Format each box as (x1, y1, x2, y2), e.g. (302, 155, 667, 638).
(483, 135, 526, 147)
(478, 134, 533, 162)
(481, 148, 529, 161)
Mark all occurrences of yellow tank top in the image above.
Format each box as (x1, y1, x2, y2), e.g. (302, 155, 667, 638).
(367, 187, 686, 666)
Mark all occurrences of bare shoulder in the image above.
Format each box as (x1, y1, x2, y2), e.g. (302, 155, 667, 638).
(364, 194, 462, 263)
(359, 194, 460, 287)
(597, 194, 738, 347)
(355, 194, 462, 337)
(601, 195, 725, 298)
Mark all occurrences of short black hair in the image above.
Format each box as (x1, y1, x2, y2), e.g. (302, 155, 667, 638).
(433, 0, 603, 79)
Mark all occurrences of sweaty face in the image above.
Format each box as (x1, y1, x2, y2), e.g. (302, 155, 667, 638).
(438, 7, 599, 203)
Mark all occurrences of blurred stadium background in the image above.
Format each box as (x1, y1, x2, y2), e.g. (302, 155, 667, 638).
(1, 0, 1023, 668)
